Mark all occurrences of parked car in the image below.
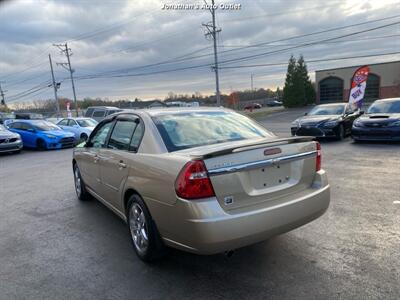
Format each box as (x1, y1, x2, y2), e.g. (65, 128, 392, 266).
(244, 103, 262, 110)
(0, 112, 15, 124)
(352, 98, 400, 141)
(7, 120, 75, 150)
(72, 107, 330, 261)
(84, 106, 122, 122)
(291, 103, 362, 140)
(57, 117, 98, 142)
(0, 124, 23, 154)
(46, 117, 62, 124)
(14, 112, 44, 120)
(266, 100, 283, 107)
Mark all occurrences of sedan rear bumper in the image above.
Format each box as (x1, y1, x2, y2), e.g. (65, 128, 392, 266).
(159, 171, 330, 255)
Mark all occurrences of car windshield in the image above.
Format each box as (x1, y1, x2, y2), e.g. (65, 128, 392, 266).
(77, 119, 98, 127)
(152, 111, 273, 152)
(308, 105, 345, 116)
(367, 100, 400, 114)
(33, 121, 61, 131)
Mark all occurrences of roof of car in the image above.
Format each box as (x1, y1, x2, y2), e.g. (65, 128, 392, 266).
(12, 119, 50, 123)
(112, 106, 232, 117)
(374, 98, 400, 102)
(87, 106, 120, 109)
(316, 103, 347, 106)
(61, 117, 93, 120)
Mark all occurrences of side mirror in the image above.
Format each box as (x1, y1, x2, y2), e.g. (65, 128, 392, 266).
(360, 110, 364, 115)
(304, 112, 308, 116)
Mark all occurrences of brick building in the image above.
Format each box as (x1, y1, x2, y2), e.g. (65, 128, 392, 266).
(315, 60, 400, 104)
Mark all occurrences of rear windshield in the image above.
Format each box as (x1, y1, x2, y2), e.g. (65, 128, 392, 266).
(367, 100, 400, 114)
(152, 111, 272, 152)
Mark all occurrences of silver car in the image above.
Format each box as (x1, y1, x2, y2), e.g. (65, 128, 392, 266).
(0, 124, 23, 154)
(72, 107, 330, 261)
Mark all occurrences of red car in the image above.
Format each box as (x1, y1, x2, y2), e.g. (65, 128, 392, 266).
(244, 103, 262, 110)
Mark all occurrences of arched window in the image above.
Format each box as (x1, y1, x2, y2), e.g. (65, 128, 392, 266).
(319, 77, 343, 103)
(365, 73, 380, 100)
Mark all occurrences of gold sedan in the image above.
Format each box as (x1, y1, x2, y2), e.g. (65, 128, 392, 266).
(72, 108, 330, 261)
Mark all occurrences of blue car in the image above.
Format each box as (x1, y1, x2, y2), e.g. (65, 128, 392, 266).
(7, 120, 75, 150)
(56, 117, 97, 142)
(352, 98, 400, 141)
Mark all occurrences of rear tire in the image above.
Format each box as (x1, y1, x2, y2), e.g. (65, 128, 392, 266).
(73, 164, 91, 201)
(127, 194, 165, 262)
(80, 133, 88, 142)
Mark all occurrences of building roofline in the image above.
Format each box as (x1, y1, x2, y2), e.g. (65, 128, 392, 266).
(315, 60, 400, 73)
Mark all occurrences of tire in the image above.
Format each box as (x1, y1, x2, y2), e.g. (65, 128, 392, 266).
(80, 133, 88, 142)
(127, 194, 165, 262)
(73, 164, 91, 201)
(36, 138, 46, 150)
(336, 124, 345, 140)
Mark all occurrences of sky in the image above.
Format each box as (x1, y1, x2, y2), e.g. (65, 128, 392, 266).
(0, 0, 399, 105)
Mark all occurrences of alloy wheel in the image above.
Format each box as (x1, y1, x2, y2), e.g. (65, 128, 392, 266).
(129, 203, 149, 254)
(74, 167, 81, 198)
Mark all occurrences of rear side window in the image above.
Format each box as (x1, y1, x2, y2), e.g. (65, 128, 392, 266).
(68, 120, 77, 126)
(92, 110, 106, 118)
(108, 120, 137, 151)
(85, 108, 94, 117)
(58, 119, 68, 126)
(106, 109, 121, 116)
(152, 111, 272, 152)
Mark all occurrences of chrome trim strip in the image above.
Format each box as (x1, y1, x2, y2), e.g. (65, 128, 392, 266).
(208, 150, 317, 176)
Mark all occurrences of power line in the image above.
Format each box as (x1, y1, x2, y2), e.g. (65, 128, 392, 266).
(219, 34, 400, 47)
(215, 14, 400, 57)
(218, 51, 400, 69)
(216, 20, 400, 66)
(86, 14, 400, 77)
(71, 21, 400, 81)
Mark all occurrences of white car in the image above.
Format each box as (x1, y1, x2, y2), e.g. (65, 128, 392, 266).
(57, 118, 98, 142)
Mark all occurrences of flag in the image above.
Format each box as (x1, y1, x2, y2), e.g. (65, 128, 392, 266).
(348, 65, 369, 108)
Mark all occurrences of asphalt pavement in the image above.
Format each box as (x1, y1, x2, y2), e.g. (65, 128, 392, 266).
(0, 108, 399, 300)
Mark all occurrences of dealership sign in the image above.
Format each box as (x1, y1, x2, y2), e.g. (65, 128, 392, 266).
(348, 65, 369, 107)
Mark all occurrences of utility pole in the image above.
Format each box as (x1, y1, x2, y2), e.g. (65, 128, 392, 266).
(0, 82, 6, 106)
(48, 54, 61, 117)
(202, 0, 221, 106)
(54, 43, 78, 116)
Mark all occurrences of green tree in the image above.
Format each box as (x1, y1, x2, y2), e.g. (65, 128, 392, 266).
(297, 55, 316, 105)
(283, 55, 316, 107)
(283, 55, 298, 107)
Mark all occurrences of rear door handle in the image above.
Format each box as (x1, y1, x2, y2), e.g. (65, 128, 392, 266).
(118, 161, 127, 169)
(93, 154, 100, 163)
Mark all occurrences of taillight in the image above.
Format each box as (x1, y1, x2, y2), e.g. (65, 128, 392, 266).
(175, 160, 215, 200)
(316, 142, 321, 171)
